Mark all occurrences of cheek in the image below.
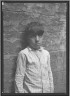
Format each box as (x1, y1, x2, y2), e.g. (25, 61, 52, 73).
(29, 39, 35, 44)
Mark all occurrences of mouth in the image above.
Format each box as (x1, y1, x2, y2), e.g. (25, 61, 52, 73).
(36, 43, 40, 46)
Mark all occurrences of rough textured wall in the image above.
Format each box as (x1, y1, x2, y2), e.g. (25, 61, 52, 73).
(2, 3, 66, 93)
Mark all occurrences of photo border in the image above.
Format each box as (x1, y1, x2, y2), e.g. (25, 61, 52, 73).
(1, 1, 69, 96)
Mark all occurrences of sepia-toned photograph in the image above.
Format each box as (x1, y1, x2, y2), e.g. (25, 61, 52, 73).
(1, 1, 69, 95)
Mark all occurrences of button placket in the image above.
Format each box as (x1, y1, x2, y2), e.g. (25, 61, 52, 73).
(35, 51, 44, 93)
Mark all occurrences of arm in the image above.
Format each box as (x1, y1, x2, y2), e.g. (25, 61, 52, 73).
(15, 52, 26, 93)
(47, 53, 54, 93)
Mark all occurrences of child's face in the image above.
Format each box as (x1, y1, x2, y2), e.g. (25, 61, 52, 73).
(28, 34, 43, 50)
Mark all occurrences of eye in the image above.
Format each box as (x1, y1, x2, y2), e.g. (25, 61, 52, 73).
(37, 31, 44, 36)
(38, 34, 43, 37)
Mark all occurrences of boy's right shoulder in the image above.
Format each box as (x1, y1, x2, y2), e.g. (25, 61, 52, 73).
(18, 48, 28, 55)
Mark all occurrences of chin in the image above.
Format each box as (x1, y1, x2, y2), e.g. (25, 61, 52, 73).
(30, 44, 41, 50)
(35, 45, 40, 50)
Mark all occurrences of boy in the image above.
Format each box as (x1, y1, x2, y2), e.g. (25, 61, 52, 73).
(15, 22, 54, 93)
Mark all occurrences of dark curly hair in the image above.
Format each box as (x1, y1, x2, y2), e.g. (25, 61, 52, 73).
(23, 21, 44, 48)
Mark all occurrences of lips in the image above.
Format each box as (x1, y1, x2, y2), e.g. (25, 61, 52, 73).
(36, 43, 40, 46)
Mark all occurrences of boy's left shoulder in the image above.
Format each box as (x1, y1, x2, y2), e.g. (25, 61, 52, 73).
(42, 47, 50, 55)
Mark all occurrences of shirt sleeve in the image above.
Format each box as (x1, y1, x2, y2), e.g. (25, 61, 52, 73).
(15, 52, 26, 93)
(47, 53, 54, 93)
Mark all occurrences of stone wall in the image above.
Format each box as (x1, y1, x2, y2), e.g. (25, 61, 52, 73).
(2, 2, 66, 93)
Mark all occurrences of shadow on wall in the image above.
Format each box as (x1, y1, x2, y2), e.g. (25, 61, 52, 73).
(10, 56, 17, 93)
(20, 25, 29, 50)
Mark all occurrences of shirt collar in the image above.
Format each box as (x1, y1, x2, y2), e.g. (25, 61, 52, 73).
(27, 46, 43, 52)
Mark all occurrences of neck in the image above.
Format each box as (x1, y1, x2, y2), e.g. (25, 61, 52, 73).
(28, 45, 41, 51)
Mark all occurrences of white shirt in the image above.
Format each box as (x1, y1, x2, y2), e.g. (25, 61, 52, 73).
(15, 47, 54, 93)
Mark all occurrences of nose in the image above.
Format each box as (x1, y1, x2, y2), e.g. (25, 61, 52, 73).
(35, 35, 39, 42)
